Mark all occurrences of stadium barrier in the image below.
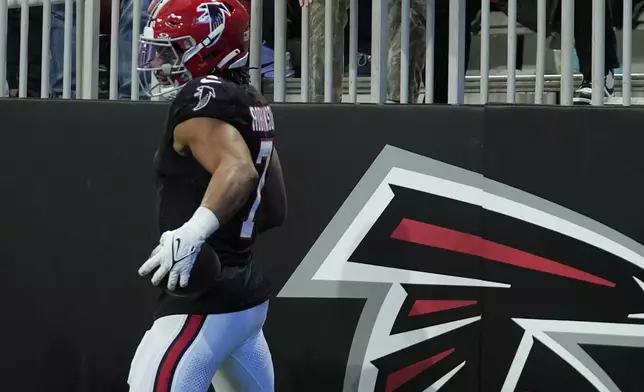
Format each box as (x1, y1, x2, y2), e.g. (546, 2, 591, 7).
(2, 0, 644, 390)
(1, 0, 643, 104)
(1, 99, 644, 391)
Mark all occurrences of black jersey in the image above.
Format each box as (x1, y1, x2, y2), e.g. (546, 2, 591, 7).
(153, 74, 274, 317)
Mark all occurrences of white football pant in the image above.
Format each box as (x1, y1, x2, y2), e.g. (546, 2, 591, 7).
(128, 301, 274, 392)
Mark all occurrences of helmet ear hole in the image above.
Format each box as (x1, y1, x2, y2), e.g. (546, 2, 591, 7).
(201, 51, 221, 74)
(203, 51, 219, 61)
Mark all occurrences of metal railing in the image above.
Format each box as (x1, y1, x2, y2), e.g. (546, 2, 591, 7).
(1, 0, 642, 106)
(1, 0, 142, 99)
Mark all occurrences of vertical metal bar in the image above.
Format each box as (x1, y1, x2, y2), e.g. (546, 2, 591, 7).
(249, 0, 262, 91)
(82, 0, 100, 99)
(301, 5, 310, 102)
(131, 0, 142, 100)
(424, 0, 434, 103)
(560, 0, 574, 105)
(274, 0, 287, 102)
(18, 0, 29, 98)
(150, 74, 162, 100)
(535, 0, 546, 104)
(400, 0, 410, 103)
(506, 0, 517, 103)
(370, 0, 387, 103)
(348, 0, 358, 103)
(591, 0, 605, 106)
(323, 0, 334, 102)
(63, 0, 74, 98)
(109, 0, 120, 100)
(0, 0, 6, 98)
(480, 0, 490, 104)
(447, 0, 465, 104)
(622, 0, 632, 106)
(75, 0, 85, 97)
(41, 0, 52, 98)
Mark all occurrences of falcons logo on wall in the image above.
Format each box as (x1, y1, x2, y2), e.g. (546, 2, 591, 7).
(279, 145, 644, 392)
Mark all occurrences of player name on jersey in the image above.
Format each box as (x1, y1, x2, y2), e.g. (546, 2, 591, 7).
(249, 106, 275, 133)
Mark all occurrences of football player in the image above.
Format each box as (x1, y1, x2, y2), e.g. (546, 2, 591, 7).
(128, 0, 286, 391)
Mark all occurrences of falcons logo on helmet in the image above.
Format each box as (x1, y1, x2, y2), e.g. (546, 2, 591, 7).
(279, 145, 644, 391)
(197, 1, 232, 48)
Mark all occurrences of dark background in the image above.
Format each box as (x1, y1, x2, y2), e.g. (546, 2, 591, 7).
(1, 99, 643, 391)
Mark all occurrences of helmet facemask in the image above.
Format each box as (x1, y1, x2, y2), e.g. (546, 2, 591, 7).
(137, 27, 196, 98)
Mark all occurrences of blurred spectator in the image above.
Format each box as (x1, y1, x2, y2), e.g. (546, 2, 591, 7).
(386, 0, 621, 105)
(50, 0, 151, 98)
(256, 0, 295, 79)
(303, 0, 479, 103)
(613, 0, 644, 29)
(572, 1, 620, 105)
(305, 0, 349, 102)
(5, 6, 43, 97)
(387, 0, 480, 104)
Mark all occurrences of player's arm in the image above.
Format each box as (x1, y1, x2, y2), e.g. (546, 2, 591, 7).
(138, 116, 258, 289)
(174, 116, 259, 229)
(257, 148, 287, 233)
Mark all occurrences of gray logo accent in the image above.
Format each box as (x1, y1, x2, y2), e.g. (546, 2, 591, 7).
(504, 319, 644, 392)
(279, 145, 644, 391)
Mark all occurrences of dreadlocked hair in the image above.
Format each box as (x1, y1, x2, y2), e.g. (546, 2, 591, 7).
(214, 67, 251, 85)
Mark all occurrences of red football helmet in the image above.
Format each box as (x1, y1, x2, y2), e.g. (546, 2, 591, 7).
(138, 0, 250, 96)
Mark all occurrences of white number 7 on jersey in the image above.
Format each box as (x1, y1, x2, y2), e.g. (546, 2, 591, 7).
(240, 139, 274, 239)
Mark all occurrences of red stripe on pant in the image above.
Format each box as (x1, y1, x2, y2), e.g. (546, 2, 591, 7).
(154, 315, 206, 392)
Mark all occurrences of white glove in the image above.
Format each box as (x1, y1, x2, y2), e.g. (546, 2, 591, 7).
(139, 207, 220, 291)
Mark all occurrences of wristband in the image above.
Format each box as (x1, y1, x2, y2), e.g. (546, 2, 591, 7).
(186, 207, 220, 239)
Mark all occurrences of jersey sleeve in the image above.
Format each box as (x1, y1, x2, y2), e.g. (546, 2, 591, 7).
(173, 76, 236, 125)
